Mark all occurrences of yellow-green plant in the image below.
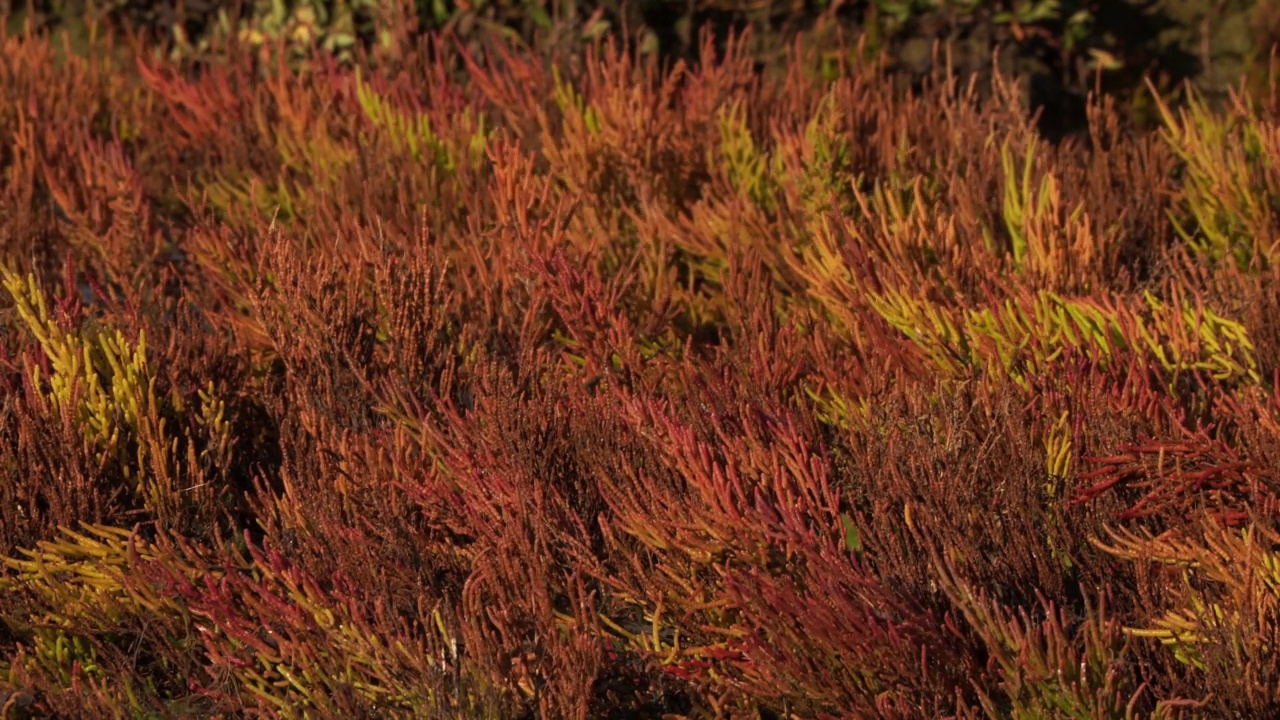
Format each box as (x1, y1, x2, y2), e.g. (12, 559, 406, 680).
(2, 268, 232, 525)
(355, 67, 464, 173)
(990, 139, 1094, 286)
(864, 285, 1260, 391)
(0, 524, 195, 697)
(1095, 519, 1280, 676)
(1155, 84, 1280, 270)
(716, 98, 778, 213)
(550, 65, 602, 138)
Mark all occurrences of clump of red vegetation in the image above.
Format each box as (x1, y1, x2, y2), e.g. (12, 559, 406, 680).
(4, 9, 1280, 719)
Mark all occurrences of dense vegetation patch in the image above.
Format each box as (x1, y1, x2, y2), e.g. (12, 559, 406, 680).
(4, 6, 1280, 718)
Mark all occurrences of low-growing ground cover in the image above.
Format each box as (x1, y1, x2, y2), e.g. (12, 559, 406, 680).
(3, 9, 1280, 719)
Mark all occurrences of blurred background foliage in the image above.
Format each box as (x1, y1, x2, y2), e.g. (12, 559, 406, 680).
(2, 0, 1278, 138)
